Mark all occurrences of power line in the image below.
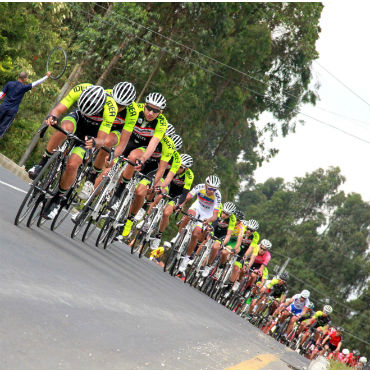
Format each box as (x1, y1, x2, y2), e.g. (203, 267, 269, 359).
(76, 3, 370, 146)
(314, 61, 370, 108)
(94, 3, 370, 131)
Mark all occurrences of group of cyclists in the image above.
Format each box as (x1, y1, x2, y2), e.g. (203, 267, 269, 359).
(18, 81, 367, 368)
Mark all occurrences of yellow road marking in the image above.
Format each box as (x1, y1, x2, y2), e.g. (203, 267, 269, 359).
(225, 353, 278, 370)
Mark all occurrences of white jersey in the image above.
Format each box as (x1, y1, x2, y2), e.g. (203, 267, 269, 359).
(188, 184, 221, 211)
(291, 294, 310, 310)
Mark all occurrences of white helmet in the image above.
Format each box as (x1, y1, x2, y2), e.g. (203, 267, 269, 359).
(323, 305, 333, 314)
(78, 85, 106, 116)
(205, 175, 221, 189)
(247, 219, 259, 230)
(342, 349, 349, 355)
(260, 239, 272, 249)
(180, 154, 193, 168)
(171, 134, 182, 151)
(300, 289, 310, 299)
(241, 220, 248, 227)
(166, 123, 176, 137)
(145, 92, 166, 109)
(112, 82, 136, 106)
(223, 202, 236, 215)
(359, 357, 367, 364)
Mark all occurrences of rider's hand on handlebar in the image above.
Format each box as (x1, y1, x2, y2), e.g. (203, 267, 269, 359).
(134, 159, 143, 171)
(45, 114, 59, 126)
(84, 136, 96, 149)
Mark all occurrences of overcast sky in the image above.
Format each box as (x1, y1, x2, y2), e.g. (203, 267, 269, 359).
(253, 0, 370, 202)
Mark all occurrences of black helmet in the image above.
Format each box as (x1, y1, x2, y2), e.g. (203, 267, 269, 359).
(235, 209, 244, 221)
(280, 271, 289, 281)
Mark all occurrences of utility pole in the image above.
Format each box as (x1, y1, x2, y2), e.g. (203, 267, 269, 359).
(277, 257, 290, 278)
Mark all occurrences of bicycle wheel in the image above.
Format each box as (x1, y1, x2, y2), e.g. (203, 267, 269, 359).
(71, 176, 109, 239)
(47, 47, 67, 80)
(51, 191, 78, 231)
(163, 244, 177, 272)
(95, 217, 113, 248)
(131, 230, 145, 255)
(26, 196, 45, 228)
(14, 151, 60, 225)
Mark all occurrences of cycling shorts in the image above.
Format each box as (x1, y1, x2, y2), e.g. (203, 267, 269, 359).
(62, 110, 105, 160)
(189, 200, 213, 228)
(289, 304, 302, 316)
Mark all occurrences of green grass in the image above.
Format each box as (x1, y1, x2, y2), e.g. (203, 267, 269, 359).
(329, 359, 350, 370)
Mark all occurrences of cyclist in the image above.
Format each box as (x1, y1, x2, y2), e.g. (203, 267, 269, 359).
(78, 82, 137, 199)
(143, 153, 195, 250)
(319, 326, 343, 359)
(300, 304, 333, 353)
(176, 175, 222, 275)
(249, 271, 289, 318)
(213, 210, 245, 289)
(245, 239, 272, 289)
(28, 84, 118, 219)
(118, 134, 182, 238)
(110, 92, 168, 204)
(229, 219, 260, 290)
(200, 202, 237, 278)
(272, 289, 311, 337)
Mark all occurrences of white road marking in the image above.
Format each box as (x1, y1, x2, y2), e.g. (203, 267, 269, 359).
(0, 180, 27, 194)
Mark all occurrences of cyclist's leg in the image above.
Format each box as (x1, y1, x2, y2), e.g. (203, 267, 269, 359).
(29, 115, 76, 179)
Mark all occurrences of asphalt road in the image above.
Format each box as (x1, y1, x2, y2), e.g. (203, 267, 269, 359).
(0, 166, 310, 370)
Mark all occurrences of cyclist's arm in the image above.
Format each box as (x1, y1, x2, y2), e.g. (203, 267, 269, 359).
(234, 229, 244, 254)
(222, 229, 233, 247)
(204, 208, 219, 225)
(114, 130, 131, 157)
(162, 151, 181, 187)
(153, 159, 169, 188)
(321, 335, 330, 346)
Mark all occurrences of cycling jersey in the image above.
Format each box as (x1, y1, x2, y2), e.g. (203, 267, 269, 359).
(289, 293, 310, 313)
(60, 83, 118, 134)
(253, 250, 271, 266)
(328, 331, 342, 347)
(241, 230, 260, 247)
(125, 102, 168, 146)
(105, 89, 140, 131)
(188, 184, 221, 212)
(312, 311, 331, 328)
(266, 278, 287, 298)
(211, 210, 236, 240)
(169, 168, 194, 193)
(150, 246, 165, 262)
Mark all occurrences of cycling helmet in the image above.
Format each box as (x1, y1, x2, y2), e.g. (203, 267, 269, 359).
(234, 210, 244, 221)
(78, 85, 106, 116)
(260, 239, 272, 249)
(247, 219, 259, 231)
(300, 289, 310, 299)
(205, 175, 221, 189)
(280, 271, 289, 281)
(241, 220, 248, 227)
(360, 357, 367, 364)
(180, 154, 193, 168)
(342, 349, 349, 355)
(353, 350, 360, 356)
(166, 123, 176, 137)
(223, 202, 236, 215)
(323, 305, 333, 314)
(112, 82, 136, 106)
(308, 301, 315, 310)
(336, 326, 344, 332)
(145, 92, 166, 110)
(171, 134, 183, 151)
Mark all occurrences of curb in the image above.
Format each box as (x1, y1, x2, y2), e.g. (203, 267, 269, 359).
(0, 152, 31, 183)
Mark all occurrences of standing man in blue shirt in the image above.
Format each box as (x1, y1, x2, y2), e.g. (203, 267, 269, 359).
(0, 71, 51, 139)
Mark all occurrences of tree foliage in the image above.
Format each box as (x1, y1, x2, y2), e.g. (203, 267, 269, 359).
(237, 167, 370, 353)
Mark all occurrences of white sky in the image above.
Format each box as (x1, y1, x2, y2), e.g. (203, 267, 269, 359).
(253, 0, 370, 202)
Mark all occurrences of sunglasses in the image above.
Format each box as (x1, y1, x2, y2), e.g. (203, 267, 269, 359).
(247, 228, 255, 232)
(260, 247, 267, 251)
(145, 105, 161, 114)
(222, 211, 231, 216)
(207, 186, 218, 192)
